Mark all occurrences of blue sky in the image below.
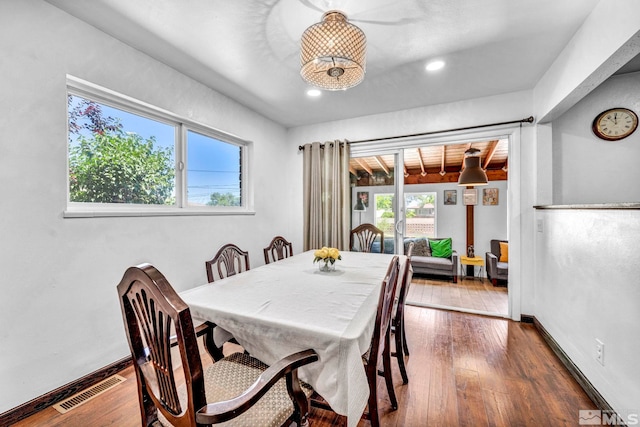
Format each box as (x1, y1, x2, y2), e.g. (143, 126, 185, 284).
(69, 95, 240, 205)
(186, 130, 240, 204)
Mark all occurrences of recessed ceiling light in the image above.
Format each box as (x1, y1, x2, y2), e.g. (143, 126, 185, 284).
(425, 60, 445, 72)
(307, 89, 322, 97)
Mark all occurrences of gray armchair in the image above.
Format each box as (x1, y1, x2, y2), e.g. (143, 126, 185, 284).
(486, 239, 508, 286)
(409, 237, 458, 283)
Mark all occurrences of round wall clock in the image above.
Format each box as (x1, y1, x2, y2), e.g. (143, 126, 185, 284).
(592, 107, 638, 141)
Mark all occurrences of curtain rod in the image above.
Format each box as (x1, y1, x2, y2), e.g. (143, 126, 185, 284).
(298, 116, 534, 150)
(298, 116, 534, 151)
(349, 116, 534, 144)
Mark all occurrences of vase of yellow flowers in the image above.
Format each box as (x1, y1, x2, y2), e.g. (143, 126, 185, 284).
(314, 247, 342, 272)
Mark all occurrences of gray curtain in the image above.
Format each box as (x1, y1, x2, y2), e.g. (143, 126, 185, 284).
(302, 141, 351, 251)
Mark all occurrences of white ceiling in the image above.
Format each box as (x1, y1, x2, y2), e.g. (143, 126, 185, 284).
(46, 0, 606, 128)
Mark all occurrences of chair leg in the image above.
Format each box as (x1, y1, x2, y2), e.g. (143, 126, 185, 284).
(401, 316, 410, 356)
(366, 377, 380, 427)
(383, 335, 398, 410)
(395, 322, 409, 385)
(198, 322, 225, 361)
(363, 365, 380, 427)
(286, 370, 310, 427)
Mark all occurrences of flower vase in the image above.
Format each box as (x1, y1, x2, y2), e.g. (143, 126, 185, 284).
(318, 261, 335, 272)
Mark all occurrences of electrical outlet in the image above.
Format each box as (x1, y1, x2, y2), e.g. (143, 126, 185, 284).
(537, 219, 544, 233)
(595, 339, 605, 366)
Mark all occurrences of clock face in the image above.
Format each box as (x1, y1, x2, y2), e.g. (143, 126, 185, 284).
(592, 108, 638, 141)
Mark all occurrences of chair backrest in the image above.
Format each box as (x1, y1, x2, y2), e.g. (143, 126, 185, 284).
(350, 223, 384, 253)
(490, 239, 508, 257)
(394, 250, 414, 324)
(118, 263, 205, 427)
(405, 241, 415, 259)
(205, 243, 250, 283)
(397, 242, 415, 309)
(368, 256, 400, 364)
(263, 236, 293, 264)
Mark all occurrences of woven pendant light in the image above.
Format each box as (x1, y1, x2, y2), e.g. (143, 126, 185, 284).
(300, 11, 366, 91)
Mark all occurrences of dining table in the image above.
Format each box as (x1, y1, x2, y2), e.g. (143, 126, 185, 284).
(180, 250, 406, 427)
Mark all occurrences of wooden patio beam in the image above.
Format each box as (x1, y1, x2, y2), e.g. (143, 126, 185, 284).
(417, 148, 427, 176)
(354, 158, 373, 175)
(482, 140, 499, 170)
(374, 156, 390, 176)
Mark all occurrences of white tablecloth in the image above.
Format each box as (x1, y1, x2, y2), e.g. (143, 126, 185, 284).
(180, 250, 404, 427)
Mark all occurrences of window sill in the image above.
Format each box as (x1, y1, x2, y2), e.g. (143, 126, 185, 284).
(63, 207, 256, 218)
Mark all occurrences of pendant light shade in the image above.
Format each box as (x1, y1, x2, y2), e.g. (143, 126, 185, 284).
(458, 148, 489, 186)
(300, 11, 366, 91)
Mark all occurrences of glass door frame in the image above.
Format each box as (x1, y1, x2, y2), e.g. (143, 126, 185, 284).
(350, 124, 522, 321)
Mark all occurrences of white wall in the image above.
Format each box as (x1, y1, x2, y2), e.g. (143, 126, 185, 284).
(534, 208, 640, 421)
(530, 69, 640, 420)
(552, 71, 640, 204)
(0, 0, 294, 412)
(528, 15, 640, 422)
(473, 182, 509, 261)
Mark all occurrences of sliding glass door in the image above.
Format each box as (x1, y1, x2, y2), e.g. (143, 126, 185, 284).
(350, 148, 444, 258)
(350, 133, 515, 319)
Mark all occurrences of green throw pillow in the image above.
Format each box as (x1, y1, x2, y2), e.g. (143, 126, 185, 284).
(430, 238, 452, 258)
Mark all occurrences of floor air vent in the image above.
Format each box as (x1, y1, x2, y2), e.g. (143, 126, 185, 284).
(53, 374, 126, 414)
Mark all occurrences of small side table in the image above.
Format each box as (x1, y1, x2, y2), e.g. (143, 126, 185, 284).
(460, 256, 484, 281)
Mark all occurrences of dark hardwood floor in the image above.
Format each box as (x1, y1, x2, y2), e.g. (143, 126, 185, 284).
(13, 306, 595, 426)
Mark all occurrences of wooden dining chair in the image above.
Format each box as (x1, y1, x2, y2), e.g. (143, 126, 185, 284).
(117, 263, 318, 427)
(392, 242, 414, 384)
(263, 235, 293, 264)
(205, 243, 250, 283)
(350, 223, 385, 253)
(311, 256, 400, 427)
(364, 255, 401, 426)
(204, 243, 250, 357)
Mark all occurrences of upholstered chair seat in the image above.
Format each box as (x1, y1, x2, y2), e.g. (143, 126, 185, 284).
(158, 352, 314, 427)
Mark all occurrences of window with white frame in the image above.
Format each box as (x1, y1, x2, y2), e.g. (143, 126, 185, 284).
(186, 130, 242, 207)
(404, 192, 437, 238)
(66, 78, 249, 215)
